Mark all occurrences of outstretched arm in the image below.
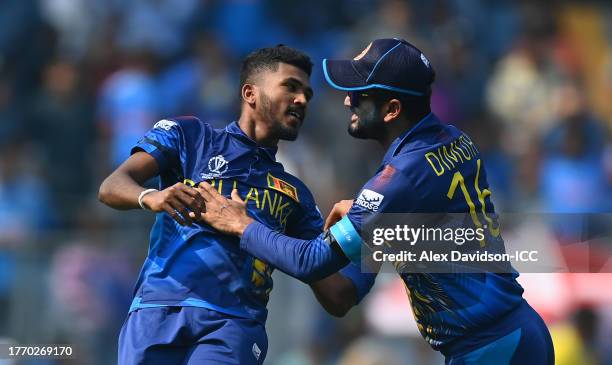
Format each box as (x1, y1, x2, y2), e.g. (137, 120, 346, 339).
(243, 223, 376, 315)
(240, 220, 349, 282)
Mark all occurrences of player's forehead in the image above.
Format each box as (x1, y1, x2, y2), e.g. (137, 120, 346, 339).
(261, 62, 310, 86)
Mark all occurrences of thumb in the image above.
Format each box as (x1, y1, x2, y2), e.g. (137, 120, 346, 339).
(231, 189, 244, 204)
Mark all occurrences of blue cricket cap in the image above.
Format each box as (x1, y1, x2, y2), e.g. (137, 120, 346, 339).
(322, 38, 434, 96)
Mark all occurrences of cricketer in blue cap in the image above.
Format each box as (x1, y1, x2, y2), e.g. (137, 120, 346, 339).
(323, 38, 434, 96)
(197, 38, 555, 365)
(323, 38, 437, 142)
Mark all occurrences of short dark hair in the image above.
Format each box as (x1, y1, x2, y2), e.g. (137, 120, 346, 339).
(239, 45, 313, 90)
(369, 88, 432, 120)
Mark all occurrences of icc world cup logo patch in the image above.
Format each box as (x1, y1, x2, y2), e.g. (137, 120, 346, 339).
(201, 155, 229, 179)
(208, 155, 228, 175)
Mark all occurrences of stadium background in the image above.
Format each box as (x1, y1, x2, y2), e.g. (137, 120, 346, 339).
(0, 0, 611, 364)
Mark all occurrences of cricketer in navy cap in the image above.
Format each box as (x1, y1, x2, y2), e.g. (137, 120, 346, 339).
(322, 38, 434, 96)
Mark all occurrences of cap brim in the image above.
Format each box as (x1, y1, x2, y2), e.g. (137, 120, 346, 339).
(322, 59, 369, 91)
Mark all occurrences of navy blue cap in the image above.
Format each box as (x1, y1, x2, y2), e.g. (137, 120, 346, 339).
(323, 38, 434, 96)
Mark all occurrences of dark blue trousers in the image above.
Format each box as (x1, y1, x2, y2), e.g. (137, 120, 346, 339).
(444, 300, 554, 365)
(118, 306, 267, 365)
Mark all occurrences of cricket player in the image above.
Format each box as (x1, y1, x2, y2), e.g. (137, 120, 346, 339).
(98, 45, 356, 365)
(197, 39, 555, 364)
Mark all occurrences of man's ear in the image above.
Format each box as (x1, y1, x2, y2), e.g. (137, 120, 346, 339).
(242, 84, 257, 106)
(383, 99, 402, 123)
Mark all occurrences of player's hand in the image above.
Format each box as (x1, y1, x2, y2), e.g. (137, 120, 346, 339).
(141, 182, 205, 226)
(324, 199, 354, 230)
(195, 182, 254, 237)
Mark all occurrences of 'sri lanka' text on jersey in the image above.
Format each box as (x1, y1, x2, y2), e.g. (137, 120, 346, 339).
(184, 176, 297, 230)
(129, 117, 323, 324)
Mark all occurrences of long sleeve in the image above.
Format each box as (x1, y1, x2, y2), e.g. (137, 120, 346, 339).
(240, 221, 349, 283)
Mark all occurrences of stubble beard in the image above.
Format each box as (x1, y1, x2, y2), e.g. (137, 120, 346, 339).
(348, 105, 385, 140)
(260, 91, 299, 141)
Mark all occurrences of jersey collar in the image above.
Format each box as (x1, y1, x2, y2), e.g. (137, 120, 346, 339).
(225, 121, 278, 161)
(383, 112, 438, 164)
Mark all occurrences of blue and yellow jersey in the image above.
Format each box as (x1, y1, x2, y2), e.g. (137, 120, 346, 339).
(343, 113, 524, 349)
(129, 117, 323, 324)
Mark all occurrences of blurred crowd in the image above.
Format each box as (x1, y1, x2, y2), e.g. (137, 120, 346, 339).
(0, 0, 612, 364)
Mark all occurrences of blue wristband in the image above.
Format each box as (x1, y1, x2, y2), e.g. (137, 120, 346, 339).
(329, 216, 363, 263)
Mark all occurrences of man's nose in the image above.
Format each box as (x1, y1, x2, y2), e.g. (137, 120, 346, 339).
(294, 93, 307, 105)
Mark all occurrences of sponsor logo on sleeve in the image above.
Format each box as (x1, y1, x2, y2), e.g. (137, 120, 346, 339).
(355, 189, 384, 212)
(153, 119, 177, 131)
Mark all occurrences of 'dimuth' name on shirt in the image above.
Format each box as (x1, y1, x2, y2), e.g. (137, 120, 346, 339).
(424, 134, 479, 177)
